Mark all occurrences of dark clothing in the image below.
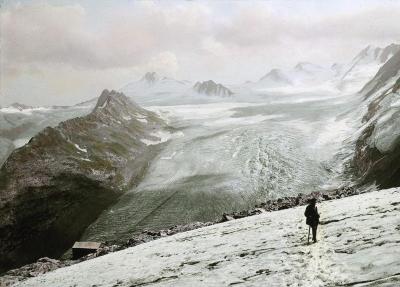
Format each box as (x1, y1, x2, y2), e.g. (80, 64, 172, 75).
(311, 224, 318, 242)
(305, 204, 320, 242)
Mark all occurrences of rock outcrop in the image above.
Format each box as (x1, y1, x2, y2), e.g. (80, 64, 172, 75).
(193, 80, 233, 97)
(0, 90, 166, 272)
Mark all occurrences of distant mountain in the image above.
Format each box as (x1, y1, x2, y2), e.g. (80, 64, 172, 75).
(0, 90, 167, 271)
(252, 43, 400, 94)
(120, 72, 192, 105)
(254, 62, 334, 92)
(8, 103, 34, 111)
(141, 71, 160, 85)
(259, 69, 292, 87)
(338, 43, 400, 93)
(193, 80, 234, 97)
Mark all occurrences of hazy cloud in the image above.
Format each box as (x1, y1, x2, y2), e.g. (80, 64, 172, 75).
(1, 0, 400, 105)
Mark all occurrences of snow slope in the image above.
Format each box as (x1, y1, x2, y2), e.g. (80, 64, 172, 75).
(16, 188, 400, 287)
(338, 44, 400, 94)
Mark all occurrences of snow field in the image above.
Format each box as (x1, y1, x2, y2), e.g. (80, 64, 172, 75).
(17, 188, 400, 287)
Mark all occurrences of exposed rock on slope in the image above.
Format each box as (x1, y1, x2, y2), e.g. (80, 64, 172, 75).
(193, 80, 233, 97)
(0, 90, 166, 272)
(352, 49, 400, 188)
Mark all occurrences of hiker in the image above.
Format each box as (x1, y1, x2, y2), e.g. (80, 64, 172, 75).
(304, 198, 320, 243)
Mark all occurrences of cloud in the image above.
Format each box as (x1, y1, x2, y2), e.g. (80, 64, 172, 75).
(1, 4, 97, 67)
(1, 2, 211, 70)
(1, 1, 400, 105)
(214, 3, 400, 48)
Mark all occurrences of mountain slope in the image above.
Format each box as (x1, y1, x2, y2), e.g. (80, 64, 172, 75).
(0, 101, 94, 165)
(338, 44, 400, 94)
(351, 49, 400, 188)
(14, 188, 400, 287)
(0, 90, 167, 271)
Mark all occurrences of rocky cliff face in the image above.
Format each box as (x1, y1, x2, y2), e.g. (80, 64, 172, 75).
(0, 90, 166, 272)
(193, 80, 233, 97)
(352, 50, 400, 188)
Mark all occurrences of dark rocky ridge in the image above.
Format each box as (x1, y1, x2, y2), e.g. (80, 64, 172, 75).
(193, 80, 233, 97)
(0, 90, 166, 272)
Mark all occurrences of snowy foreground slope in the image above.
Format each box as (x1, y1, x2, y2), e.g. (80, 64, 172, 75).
(17, 189, 399, 287)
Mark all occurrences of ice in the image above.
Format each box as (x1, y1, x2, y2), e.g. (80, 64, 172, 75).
(0, 107, 52, 115)
(137, 118, 148, 124)
(141, 131, 184, 146)
(16, 188, 400, 287)
(122, 115, 132, 121)
(13, 138, 30, 148)
(74, 144, 87, 153)
(160, 151, 177, 160)
(203, 114, 283, 127)
(147, 102, 263, 122)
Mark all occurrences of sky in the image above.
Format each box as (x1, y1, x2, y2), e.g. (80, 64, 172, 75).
(1, 0, 400, 106)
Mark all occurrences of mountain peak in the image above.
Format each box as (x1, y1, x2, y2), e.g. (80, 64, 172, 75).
(94, 89, 126, 110)
(141, 72, 160, 84)
(193, 80, 233, 97)
(259, 68, 292, 85)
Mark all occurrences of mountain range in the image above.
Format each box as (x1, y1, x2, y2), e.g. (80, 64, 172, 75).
(1, 43, 400, 276)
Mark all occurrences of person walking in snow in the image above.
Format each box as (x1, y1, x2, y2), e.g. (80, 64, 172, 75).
(305, 198, 320, 243)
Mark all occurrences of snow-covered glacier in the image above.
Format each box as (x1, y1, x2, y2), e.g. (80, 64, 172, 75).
(81, 90, 358, 243)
